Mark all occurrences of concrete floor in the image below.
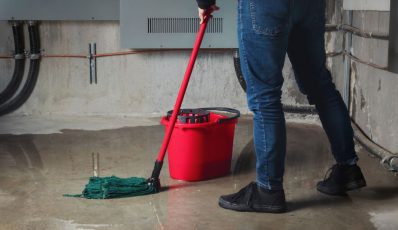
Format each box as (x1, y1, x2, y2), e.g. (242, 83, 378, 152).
(0, 116, 397, 230)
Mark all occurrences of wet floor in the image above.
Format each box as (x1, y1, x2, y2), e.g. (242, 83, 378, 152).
(0, 116, 397, 230)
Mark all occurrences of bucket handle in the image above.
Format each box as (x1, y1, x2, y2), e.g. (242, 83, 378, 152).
(200, 107, 240, 123)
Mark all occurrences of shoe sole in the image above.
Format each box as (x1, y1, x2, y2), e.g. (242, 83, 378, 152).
(317, 179, 367, 196)
(218, 199, 287, 213)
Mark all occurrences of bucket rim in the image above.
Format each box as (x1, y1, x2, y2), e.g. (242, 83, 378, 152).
(160, 113, 238, 129)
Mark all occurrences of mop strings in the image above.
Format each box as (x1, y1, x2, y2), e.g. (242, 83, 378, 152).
(63, 176, 156, 199)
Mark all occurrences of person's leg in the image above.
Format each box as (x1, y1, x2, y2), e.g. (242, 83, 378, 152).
(287, 0, 357, 164)
(218, 0, 291, 213)
(239, 0, 291, 191)
(287, 0, 366, 195)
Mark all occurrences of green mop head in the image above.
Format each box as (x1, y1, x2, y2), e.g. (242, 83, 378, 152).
(64, 161, 162, 199)
(64, 176, 158, 199)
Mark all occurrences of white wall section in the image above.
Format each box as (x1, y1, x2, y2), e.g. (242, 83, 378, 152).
(343, 0, 390, 11)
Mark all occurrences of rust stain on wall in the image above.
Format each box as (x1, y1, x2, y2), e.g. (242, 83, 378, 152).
(325, 0, 338, 23)
(350, 62, 357, 117)
(360, 89, 366, 110)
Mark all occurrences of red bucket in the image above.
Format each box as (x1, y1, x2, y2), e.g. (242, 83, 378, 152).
(161, 107, 240, 181)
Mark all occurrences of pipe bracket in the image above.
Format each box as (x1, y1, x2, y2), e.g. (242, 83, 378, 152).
(380, 155, 398, 172)
(88, 43, 97, 84)
(13, 53, 25, 60)
(29, 53, 41, 60)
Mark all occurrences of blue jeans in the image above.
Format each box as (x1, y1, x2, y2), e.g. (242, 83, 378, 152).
(237, 0, 358, 190)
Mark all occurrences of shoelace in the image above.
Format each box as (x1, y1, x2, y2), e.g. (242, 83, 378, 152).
(230, 182, 255, 202)
(246, 182, 257, 208)
(323, 164, 339, 182)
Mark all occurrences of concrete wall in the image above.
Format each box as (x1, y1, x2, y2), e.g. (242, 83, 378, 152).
(0, 21, 248, 116)
(0, 22, 13, 93)
(0, 1, 344, 117)
(349, 11, 398, 154)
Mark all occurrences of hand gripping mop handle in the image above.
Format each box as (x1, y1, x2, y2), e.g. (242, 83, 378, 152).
(148, 14, 212, 187)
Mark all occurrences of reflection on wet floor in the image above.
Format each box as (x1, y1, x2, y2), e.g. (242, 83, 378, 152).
(0, 117, 397, 229)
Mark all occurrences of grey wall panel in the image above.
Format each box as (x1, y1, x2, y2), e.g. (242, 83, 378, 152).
(120, 0, 237, 49)
(0, 0, 119, 20)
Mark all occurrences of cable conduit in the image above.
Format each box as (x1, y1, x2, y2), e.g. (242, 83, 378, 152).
(352, 122, 398, 172)
(0, 21, 26, 105)
(325, 24, 389, 40)
(0, 21, 41, 116)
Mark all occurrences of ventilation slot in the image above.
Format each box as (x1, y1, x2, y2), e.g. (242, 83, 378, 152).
(148, 17, 223, 34)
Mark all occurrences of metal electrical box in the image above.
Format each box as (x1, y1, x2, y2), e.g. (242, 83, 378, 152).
(120, 0, 238, 49)
(0, 0, 237, 49)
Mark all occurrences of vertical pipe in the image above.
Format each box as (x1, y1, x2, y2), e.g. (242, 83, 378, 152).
(148, 18, 151, 33)
(0, 21, 26, 105)
(92, 152, 99, 177)
(89, 44, 92, 84)
(343, 10, 353, 110)
(93, 43, 97, 84)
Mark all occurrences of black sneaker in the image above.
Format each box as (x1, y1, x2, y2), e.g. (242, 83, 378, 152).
(317, 164, 367, 196)
(218, 182, 287, 213)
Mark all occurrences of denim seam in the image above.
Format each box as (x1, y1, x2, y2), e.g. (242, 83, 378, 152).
(249, 1, 256, 31)
(238, 3, 255, 96)
(260, 110, 269, 188)
(257, 180, 283, 190)
(337, 155, 359, 165)
(248, 0, 287, 36)
(256, 180, 270, 190)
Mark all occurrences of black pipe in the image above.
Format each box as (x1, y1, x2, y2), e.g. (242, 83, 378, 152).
(233, 49, 317, 115)
(352, 122, 398, 172)
(233, 49, 247, 93)
(0, 21, 26, 105)
(0, 21, 41, 116)
(282, 104, 317, 114)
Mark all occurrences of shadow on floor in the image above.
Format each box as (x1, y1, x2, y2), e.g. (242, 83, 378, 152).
(287, 195, 353, 211)
(232, 138, 255, 176)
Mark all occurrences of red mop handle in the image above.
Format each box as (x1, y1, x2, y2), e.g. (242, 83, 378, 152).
(156, 14, 211, 162)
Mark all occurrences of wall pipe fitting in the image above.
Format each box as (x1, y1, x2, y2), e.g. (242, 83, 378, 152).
(0, 21, 41, 116)
(0, 21, 26, 105)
